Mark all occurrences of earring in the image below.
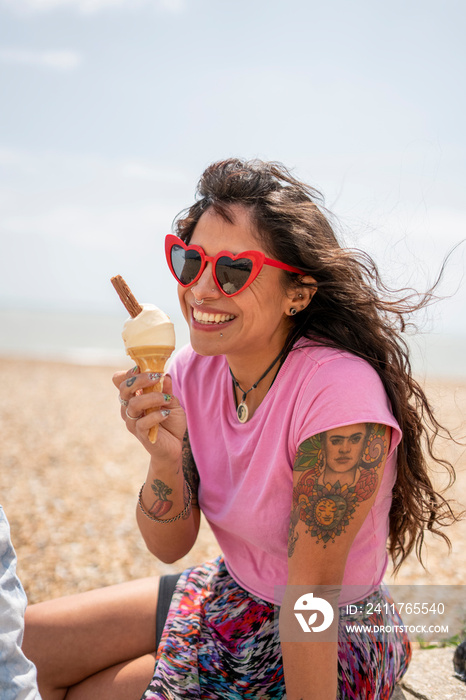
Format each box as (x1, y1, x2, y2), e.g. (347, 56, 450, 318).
(290, 307, 297, 316)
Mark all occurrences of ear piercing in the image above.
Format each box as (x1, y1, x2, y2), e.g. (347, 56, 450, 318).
(291, 293, 304, 314)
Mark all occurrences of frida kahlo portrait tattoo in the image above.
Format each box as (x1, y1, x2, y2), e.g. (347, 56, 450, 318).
(288, 423, 388, 556)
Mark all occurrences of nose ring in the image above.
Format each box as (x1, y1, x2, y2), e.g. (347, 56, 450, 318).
(192, 282, 216, 305)
(191, 283, 204, 306)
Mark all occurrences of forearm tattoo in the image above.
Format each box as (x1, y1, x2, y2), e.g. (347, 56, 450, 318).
(182, 430, 200, 508)
(147, 479, 173, 518)
(288, 423, 388, 556)
(146, 432, 199, 518)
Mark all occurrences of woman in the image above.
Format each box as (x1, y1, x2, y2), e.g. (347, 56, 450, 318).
(23, 159, 457, 699)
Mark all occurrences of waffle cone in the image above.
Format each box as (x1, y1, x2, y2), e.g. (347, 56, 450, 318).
(126, 345, 175, 443)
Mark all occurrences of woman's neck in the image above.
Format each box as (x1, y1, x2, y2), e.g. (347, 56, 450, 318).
(226, 330, 290, 388)
(227, 343, 287, 420)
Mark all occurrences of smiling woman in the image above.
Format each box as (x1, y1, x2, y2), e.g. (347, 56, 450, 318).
(23, 158, 460, 700)
(171, 205, 315, 384)
(165, 232, 306, 296)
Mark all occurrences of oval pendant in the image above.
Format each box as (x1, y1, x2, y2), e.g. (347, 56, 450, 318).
(237, 402, 249, 423)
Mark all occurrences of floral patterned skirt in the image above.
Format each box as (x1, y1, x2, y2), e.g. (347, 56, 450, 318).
(142, 557, 411, 700)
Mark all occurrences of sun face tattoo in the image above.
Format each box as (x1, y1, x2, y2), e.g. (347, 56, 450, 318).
(288, 423, 388, 555)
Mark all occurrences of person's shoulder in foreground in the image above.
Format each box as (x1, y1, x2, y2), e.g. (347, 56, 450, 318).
(0, 506, 42, 700)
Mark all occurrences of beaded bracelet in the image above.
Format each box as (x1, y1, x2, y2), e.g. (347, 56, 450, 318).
(138, 481, 192, 523)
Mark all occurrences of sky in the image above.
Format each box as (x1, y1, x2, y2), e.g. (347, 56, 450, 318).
(0, 0, 465, 338)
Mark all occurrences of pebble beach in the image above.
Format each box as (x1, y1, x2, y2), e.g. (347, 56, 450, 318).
(1, 356, 465, 605)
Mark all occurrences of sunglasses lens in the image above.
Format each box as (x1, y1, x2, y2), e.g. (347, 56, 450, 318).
(171, 245, 202, 285)
(215, 256, 253, 295)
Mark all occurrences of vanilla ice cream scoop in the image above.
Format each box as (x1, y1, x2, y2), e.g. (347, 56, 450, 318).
(122, 303, 175, 349)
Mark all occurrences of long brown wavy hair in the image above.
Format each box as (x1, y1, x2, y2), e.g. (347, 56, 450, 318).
(174, 157, 460, 573)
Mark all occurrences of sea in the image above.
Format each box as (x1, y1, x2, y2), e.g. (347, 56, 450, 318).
(0, 307, 465, 380)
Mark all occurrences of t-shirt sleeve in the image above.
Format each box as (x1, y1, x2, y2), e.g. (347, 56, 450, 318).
(291, 354, 402, 458)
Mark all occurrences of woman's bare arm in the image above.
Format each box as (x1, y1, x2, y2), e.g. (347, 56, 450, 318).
(281, 423, 391, 700)
(114, 369, 200, 563)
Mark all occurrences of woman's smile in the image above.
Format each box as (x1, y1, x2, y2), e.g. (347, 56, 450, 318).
(191, 308, 236, 326)
(179, 205, 294, 366)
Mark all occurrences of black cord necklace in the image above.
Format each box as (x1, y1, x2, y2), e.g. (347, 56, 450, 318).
(229, 347, 286, 423)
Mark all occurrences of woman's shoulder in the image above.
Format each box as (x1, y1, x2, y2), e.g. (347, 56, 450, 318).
(287, 336, 401, 448)
(290, 336, 380, 381)
(288, 336, 396, 419)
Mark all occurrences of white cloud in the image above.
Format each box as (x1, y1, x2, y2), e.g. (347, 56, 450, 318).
(0, 48, 82, 70)
(158, 0, 184, 12)
(2, 202, 173, 250)
(0, 0, 185, 15)
(0, 148, 41, 172)
(0, 148, 193, 251)
(118, 161, 189, 184)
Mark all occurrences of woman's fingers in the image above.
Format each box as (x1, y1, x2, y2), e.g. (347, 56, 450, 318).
(162, 373, 173, 396)
(126, 388, 174, 418)
(112, 366, 138, 390)
(127, 396, 186, 449)
(118, 371, 164, 404)
(119, 373, 178, 430)
(123, 397, 172, 442)
(113, 368, 184, 446)
(128, 407, 172, 437)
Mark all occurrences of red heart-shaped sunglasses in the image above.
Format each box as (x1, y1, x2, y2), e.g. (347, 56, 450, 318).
(165, 234, 305, 297)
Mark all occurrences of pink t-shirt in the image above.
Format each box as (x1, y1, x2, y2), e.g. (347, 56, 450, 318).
(170, 338, 402, 605)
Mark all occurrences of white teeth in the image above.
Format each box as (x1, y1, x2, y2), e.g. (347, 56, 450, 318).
(193, 309, 235, 325)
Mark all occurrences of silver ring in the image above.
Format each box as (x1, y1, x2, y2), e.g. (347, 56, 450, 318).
(119, 395, 129, 406)
(126, 407, 142, 421)
(194, 297, 204, 305)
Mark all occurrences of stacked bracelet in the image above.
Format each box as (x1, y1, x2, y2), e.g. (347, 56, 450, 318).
(138, 481, 193, 523)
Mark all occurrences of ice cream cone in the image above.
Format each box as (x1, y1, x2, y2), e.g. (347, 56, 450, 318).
(126, 345, 175, 443)
(110, 276, 176, 444)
